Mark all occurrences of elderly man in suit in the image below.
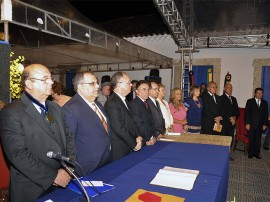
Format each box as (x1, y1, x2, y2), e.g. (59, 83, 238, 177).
(245, 88, 268, 159)
(130, 80, 158, 146)
(0, 64, 76, 201)
(221, 83, 239, 160)
(105, 72, 142, 160)
(201, 81, 223, 135)
(221, 83, 239, 139)
(147, 81, 166, 137)
(62, 71, 112, 176)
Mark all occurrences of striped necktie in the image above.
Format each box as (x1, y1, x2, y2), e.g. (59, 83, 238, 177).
(92, 103, 108, 133)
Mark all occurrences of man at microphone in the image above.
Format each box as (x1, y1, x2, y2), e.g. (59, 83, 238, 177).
(0, 64, 76, 201)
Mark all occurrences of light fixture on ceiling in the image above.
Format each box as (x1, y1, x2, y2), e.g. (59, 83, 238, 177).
(37, 18, 43, 25)
(85, 33, 90, 44)
(37, 18, 43, 63)
(115, 42, 119, 52)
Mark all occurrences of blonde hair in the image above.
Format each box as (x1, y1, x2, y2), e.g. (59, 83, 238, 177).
(158, 83, 165, 90)
(169, 87, 182, 110)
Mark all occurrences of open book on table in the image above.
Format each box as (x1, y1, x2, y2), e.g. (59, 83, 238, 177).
(150, 166, 199, 191)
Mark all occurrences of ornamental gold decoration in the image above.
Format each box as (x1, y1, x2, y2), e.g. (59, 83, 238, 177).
(10, 52, 25, 99)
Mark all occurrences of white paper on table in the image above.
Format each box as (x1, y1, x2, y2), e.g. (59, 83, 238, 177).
(167, 132, 181, 136)
(150, 166, 199, 190)
(159, 138, 174, 142)
(81, 180, 103, 187)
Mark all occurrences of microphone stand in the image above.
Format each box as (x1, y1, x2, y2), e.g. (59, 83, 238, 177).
(61, 161, 90, 202)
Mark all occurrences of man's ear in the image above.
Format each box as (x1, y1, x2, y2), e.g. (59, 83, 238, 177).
(25, 79, 32, 90)
(77, 84, 83, 93)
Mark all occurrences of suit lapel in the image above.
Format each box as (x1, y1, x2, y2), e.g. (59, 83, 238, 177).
(21, 93, 59, 142)
(114, 93, 132, 116)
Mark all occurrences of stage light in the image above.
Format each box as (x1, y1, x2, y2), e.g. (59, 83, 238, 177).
(37, 18, 43, 25)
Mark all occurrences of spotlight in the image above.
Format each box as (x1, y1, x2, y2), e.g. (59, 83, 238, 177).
(85, 33, 90, 38)
(37, 18, 43, 25)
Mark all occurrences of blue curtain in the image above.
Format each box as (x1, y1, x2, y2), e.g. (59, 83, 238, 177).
(261, 66, 270, 113)
(193, 65, 213, 86)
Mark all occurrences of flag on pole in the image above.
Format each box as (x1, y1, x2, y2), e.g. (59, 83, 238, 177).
(207, 68, 213, 83)
(189, 70, 194, 86)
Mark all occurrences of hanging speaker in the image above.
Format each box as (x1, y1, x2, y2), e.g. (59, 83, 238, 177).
(144, 76, 162, 84)
(149, 69, 159, 77)
(101, 75, 110, 84)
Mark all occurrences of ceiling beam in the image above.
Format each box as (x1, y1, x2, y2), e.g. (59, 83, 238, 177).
(153, 0, 192, 48)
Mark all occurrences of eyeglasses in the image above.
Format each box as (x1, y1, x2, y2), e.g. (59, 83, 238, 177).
(118, 81, 131, 85)
(29, 77, 55, 84)
(79, 81, 99, 86)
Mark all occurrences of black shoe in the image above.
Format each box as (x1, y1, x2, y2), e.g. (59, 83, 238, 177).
(254, 155, 261, 159)
(264, 146, 269, 150)
(248, 155, 253, 159)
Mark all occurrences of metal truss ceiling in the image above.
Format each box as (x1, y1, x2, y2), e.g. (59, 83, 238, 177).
(195, 34, 270, 49)
(154, 0, 191, 48)
(1, 0, 172, 67)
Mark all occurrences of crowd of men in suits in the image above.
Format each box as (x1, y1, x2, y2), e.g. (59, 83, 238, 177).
(0, 64, 268, 201)
(201, 81, 268, 159)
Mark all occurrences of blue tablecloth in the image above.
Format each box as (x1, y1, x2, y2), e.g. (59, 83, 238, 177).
(37, 141, 229, 202)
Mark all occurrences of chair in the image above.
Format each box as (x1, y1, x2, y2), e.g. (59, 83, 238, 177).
(0, 143, 10, 189)
(234, 108, 249, 155)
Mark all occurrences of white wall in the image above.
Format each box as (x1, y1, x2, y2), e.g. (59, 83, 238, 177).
(194, 48, 269, 107)
(126, 35, 270, 107)
(95, 69, 172, 102)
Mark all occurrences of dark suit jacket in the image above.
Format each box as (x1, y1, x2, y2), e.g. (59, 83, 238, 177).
(245, 98, 268, 129)
(220, 93, 239, 130)
(126, 90, 136, 102)
(146, 97, 166, 135)
(0, 92, 76, 201)
(201, 92, 223, 134)
(62, 93, 112, 176)
(104, 92, 140, 160)
(130, 96, 157, 142)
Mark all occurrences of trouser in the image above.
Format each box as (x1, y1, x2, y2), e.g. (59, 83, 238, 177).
(248, 128, 263, 156)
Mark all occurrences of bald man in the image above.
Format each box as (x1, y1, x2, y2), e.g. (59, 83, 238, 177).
(220, 83, 239, 138)
(0, 64, 76, 201)
(201, 81, 223, 135)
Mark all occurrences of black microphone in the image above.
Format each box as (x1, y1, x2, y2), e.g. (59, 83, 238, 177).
(47, 151, 73, 163)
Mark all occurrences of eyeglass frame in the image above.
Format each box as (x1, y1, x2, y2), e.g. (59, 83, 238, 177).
(79, 81, 99, 86)
(28, 76, 55, 84)
(118, 80, 131, 85)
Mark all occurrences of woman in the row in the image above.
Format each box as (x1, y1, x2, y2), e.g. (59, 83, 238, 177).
(169, 88, 187, 133)
(157, 84, 173, 134)
(184, 85, 203, 133)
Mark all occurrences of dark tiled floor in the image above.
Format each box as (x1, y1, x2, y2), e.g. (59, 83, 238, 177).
(227, 136, 270, 202)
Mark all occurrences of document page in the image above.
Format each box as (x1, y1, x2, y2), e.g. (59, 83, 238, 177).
(150, 166, 199, 190)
